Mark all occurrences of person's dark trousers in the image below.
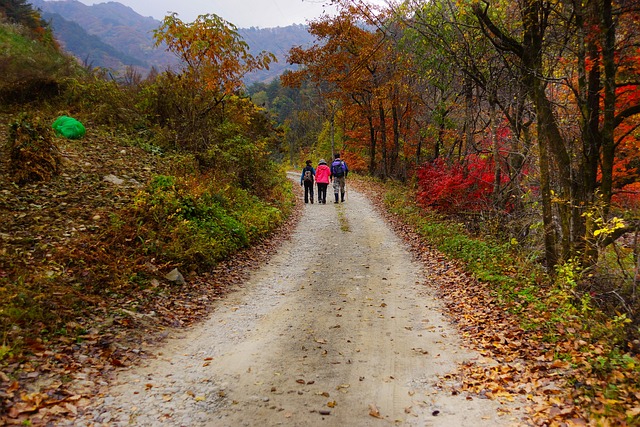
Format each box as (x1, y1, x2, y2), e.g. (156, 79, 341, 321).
(317, 183, 328, 204)
(304, 182, 314, 203)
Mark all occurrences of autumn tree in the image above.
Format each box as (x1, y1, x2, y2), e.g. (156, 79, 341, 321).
(285, 2, 424, 178)
(154, 13, 275, 100)
(149, 13, 276, 152)
(471, 0, 640, 266)
(401, 0, 536, 214)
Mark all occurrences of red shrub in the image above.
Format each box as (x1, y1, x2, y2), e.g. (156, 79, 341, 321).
(416, 156, 498, 213)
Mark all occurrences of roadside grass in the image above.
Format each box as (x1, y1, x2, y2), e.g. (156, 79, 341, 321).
(336, 204, 350, 232)
(369, 177, 640, 425)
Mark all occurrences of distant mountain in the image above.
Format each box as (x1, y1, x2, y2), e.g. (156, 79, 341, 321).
(28, 0, 315, 84)
(240, 25, 313, 84)
(30, 0, 179, 73)
(42, 11, 148, 70)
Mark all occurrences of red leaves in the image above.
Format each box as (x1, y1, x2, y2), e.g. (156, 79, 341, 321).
(416, 156, 503, 213)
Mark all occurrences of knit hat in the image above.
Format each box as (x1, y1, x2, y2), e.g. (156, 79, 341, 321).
(319, 159, 326, 164)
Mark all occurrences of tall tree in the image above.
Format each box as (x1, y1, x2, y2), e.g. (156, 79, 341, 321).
(154, 13, 275, 103)
(283, 3, 420, 178)
(150, 13, 276, 152)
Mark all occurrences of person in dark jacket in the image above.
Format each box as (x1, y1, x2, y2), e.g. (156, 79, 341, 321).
(330, 153, 349, 203)
(300, 159, 315, 204)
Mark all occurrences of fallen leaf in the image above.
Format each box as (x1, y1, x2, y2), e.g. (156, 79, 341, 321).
(369, 403, 382, 418)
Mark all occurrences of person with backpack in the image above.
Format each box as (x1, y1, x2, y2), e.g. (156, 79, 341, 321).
(300, 159, 315, 204)
(330, 153, 349, 203)
(315, 159, 331, 204)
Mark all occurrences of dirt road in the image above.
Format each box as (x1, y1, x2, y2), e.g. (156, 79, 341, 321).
(80, 177, 524, 426)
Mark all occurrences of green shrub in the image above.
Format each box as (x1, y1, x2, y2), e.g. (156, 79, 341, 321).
(133, 174, 287, 270)
(63, 73, 142, 127)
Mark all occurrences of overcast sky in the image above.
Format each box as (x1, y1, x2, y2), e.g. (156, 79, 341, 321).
(68, 0, 384, 28)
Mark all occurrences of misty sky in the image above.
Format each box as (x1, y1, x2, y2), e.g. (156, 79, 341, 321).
(68, 0, 385, 28)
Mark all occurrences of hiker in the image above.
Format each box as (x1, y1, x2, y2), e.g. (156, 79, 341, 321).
(330, 153, 349, 203)
(300, 159, 315, 204)
(315, 159, 331, 204)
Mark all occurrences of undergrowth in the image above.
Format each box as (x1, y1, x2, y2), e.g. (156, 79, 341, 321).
(0, 137, 294, 362)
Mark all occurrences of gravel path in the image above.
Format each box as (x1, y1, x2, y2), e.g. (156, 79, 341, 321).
(75, 175, 526, 426)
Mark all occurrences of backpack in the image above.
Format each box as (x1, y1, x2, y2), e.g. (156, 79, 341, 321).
(332, 160, 344, 177)
(303, 169, 313, 183)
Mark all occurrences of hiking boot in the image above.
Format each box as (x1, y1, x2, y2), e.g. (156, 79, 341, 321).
(341, 192, 345, 202)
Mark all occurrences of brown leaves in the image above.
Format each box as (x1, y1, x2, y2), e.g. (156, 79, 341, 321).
(8, 115, 62, 185)
(5, 393, 89, 424)
(368, 403, 382, 418)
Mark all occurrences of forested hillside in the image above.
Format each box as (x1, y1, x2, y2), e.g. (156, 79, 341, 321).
(30, 0, 179, 72)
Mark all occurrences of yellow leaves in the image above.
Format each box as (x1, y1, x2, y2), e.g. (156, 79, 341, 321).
(336, 383, 350, 393)
(592, 216, 626, 238)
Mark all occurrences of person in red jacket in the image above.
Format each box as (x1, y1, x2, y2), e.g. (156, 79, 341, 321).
(315, 159, 331, 204)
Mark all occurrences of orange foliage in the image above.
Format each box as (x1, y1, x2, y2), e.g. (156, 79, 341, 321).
(154, 13, 275, 97)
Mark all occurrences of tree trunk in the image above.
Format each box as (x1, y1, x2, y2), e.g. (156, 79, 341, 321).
(600, 0, 616, 211)
(539, 123, 558, 269)
(367, 114, 376, 175)
(489, 97, 501, 201)
(391, 88, 400, 177)
(378, 99, 388, 177)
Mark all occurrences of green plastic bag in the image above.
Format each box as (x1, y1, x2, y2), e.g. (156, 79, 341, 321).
(52, 115, 86, 139)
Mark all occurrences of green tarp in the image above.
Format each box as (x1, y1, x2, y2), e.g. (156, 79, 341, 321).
(52, 115, 86, 139)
